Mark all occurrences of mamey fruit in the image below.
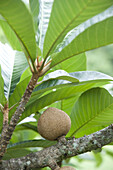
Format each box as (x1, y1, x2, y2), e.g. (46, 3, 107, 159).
(37, 107, 71, 141)
(59, 166, 75, 170)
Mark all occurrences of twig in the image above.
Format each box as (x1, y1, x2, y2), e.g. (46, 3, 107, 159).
(39, 61, 51, 76)
(0, 103, 9, 161)
(27, 57, 35, 73)
(8, 102, 19, 111)
(0, 124, 113, 169)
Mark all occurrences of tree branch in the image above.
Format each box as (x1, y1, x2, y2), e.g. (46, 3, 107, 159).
(0, 73, 39, 160)
(0, 103, 9, 161)
(0, 124, 113, 170)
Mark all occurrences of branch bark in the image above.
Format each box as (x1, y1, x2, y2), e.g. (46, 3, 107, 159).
(0, 103, 9, 161)
(0, 73, 39, 160)
(0, 124, 113, 170)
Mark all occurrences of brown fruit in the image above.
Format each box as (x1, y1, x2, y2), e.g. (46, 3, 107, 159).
(59, 166, 75, 170)
(37, 107, 71, 141)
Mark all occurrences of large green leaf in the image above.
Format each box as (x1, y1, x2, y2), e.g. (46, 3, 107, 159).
(22, 71, 113, 120)
(49, 96, 80, 116)
(10, 52, 29, 95)
(61, 96, 80, 116)
(51, 16, 113, 67)
(0, 19, 22, 51)
(8, 78, 44, 122)
(0, 65, 6, 131)
(43, 70, 79, 82)
(0, 42, 28, 99)
(19, 67, 32, 82)
(43, 0, 113, 58)
(0, 0, 37, 63)
(9, 76, 31, 117)
(29, 0, 39, 32)
(37, 0, 53, 51)
(68, 87, 113, 138)
(3, 148, 31, 160)
(9, 69, 79, 112)
(15, 122, 38, 132)
(93, 152, 103, 167)
(53, 53, 86, 72)
(7, 139, 56, 150)
(3, 139, 56, 160)
(54, 6, 113, 53)
(0, 66, 6, 131)
(7, 71, 113, 125)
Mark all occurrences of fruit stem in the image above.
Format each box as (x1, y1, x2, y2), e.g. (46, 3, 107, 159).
(57, 135, 67, 144)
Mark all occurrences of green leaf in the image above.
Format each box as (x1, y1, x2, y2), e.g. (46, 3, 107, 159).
(37, 0, 53, 51)
(15, 122, 37, 132)
(61, 96, 80, 116)
(0, 42, 28, 99)
(0, 0, 37, 63)
(68, 87, 113, 138)
(9, 76, 31, 118)
(19, 67, 32, 82)
(93, 152, 103, 167)
(53, 53, 86, 72)
(50, 96, 80, 116)
(3, 139, 57, 160)
(0, 19, 22, 51)
(10, 52, 28, 95)
(10, 129, 38, 144)
(7, 139, 56, 150)
(3, 139, 56, 159)
(43, 70, 79, 82)
(3, 148, 31, 160)
(8, 71, 113, 125)
(0, 66, 7, 105)
(0, 64, 6, 129)
(22, 71, 113, 120)
(43, 0, 113, 58)
(51, 16, 113, 67)
(55, 6, 113, 53)
(69, 71, 113, 82)
(29, 0, 39, 32)
(106, 150, 113, 157)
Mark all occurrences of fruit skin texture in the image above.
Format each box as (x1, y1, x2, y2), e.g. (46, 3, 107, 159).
(59, 166, 75, 170)
(37, 107, 71, 141)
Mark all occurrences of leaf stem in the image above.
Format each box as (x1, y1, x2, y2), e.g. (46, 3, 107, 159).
(9, 102, 19, 111)
(0, 103, 9, 161)
(39, 60, 51, 76)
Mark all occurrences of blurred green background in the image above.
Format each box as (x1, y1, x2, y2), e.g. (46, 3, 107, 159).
(87, 44, 113, 77)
